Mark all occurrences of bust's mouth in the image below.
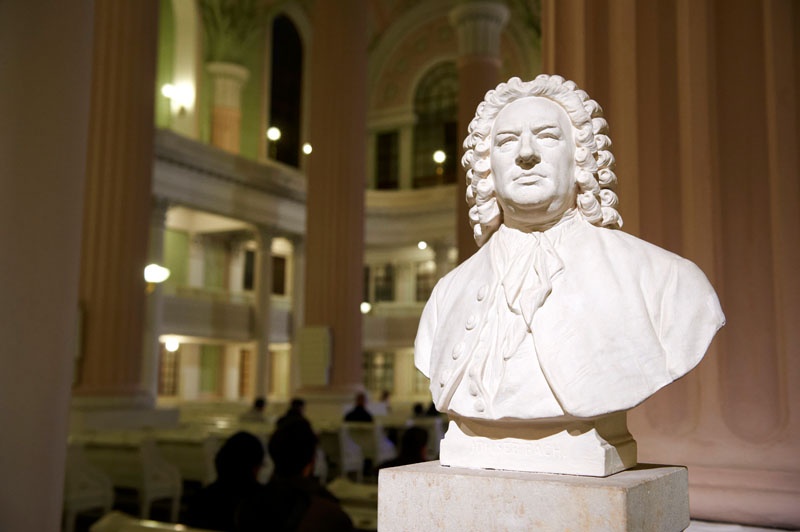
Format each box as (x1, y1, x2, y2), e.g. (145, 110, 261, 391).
(513, 171, 544, 184)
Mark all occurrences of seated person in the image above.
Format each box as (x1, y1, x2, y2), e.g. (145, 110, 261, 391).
(186, 431, 265, 531)
(236, 419, 354, 532)
(343, 392, 373, 422)
(378, 427, 429, 470)
(276, 398, 308, 429)
(239, 397, 267, 423)
(424, 401, 439, 417)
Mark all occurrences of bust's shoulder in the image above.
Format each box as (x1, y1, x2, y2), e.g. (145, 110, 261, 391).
(566, 221, 688, 266)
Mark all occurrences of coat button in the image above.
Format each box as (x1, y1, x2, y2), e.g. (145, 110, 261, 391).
(451, 342, 464, 360)
(468, 382, 479, 396)
(474, 400, 485, 412)
(465, 315, 477, 330)
(477, 284, 489, 301)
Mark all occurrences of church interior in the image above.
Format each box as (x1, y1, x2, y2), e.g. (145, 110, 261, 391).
(1, 0, 798, 531)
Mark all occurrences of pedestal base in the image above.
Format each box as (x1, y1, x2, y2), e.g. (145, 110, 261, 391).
(378, 462, 689, 532)
(441, 412, 637, 476)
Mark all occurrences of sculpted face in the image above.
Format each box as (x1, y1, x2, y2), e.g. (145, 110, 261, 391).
(490, 96, 577, 230)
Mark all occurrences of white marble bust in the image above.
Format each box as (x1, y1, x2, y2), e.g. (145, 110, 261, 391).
(414, 75, 725, 475)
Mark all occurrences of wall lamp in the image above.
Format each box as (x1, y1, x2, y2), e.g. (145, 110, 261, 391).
(144, 263, 170, 293)
(161, 82, 195, 115)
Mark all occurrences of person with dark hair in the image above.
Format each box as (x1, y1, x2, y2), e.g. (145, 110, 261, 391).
(276, 397, 307, 429)
(236, 419, 354, 532)
(343, 392, 373, 422)
(239, 397, 267, 423)
(378, 427, 429, 470)
(186, 431, 265, 531)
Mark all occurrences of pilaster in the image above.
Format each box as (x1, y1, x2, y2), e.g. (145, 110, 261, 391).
(449, 1, 509, 263)
(304, 0, 368, 391)
(74, 0, 159, 407)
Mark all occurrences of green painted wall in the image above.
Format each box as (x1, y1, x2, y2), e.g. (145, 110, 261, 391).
(238, 28, 266, 160)
(155, 0, 175, 129)
(163, 228, 189, 287)
(203, 241, 226, 289)
(200, 344, 222, 394)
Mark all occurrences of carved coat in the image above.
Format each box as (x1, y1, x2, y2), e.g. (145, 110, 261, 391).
(415, 212, 725, 420)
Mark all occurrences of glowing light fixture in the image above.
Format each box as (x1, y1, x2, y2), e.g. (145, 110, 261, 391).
(302, 142, 313, 155)
(266, 127, 282, 141)
(433, 150, 447, 164)
(165, 337, 180, 352)
(161, 84, 176, 99)
(360, 302, 372, 314)
(161, 82, 195, 113)
(418, 241, 428, 250)
(144, 264, 170, 284)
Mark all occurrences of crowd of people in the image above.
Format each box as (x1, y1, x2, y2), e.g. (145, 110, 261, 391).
(181, 394, 435, 531)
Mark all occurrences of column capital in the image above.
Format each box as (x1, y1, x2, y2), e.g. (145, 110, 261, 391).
(449, 1, 510, 58)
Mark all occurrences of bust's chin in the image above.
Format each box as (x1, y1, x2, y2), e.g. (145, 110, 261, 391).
(500, 201, 576, 232)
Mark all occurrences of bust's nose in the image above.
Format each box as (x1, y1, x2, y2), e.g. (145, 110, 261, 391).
(516, 131, 540, 169)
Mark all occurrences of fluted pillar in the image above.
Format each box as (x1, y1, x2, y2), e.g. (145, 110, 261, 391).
(207, 62, 249, 153)
(73, 0, 159, 408)
(289, 235, 306, 392)
(254, 227, 274, 397)
(449, 1, 509, 263)
(305, 0, 368, 391)
(0, 2, 93, 530)
(141, 198, 170, 399)
(543, 0, 800, 527)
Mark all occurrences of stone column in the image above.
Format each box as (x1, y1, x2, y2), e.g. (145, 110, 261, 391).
(141, 197, 170, 399)
(449, 1, 509, 263)
(227, 236, 249, 293)
(304, 0, 368, 391)
(0, 2, 93, 530)
(254, 227, 274, 397)
(188, 234, 206, 288)
(222, 345, 242, 400)
(395, 263, 416, 304)
(207, 62, 250, 154)
(393, 349, 416, 399)
(543, 0, 800, 527)
(179, 344, 201, 401)
(289, 235, 306, 392)
(73, 0, 159, 411)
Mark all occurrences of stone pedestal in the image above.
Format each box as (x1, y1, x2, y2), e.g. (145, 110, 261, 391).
(379, 462, 689, 532)
(440, 412, 637, 477)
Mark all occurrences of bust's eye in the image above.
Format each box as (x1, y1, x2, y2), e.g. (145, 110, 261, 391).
(495, 135, 517, 148)
(538, 131, 561, 141)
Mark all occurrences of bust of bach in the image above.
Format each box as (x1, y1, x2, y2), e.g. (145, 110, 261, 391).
(414, 75, 725, 476)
